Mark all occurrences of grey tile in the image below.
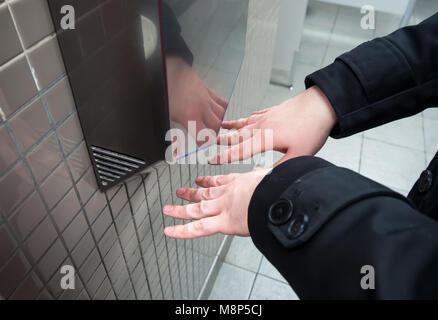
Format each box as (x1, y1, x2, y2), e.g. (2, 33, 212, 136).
(52, 188, 81, 231)
(305, 0, 339, 29)
(0, 125, 19, 172)
(26, 133, 62, 183)
(23, 216, 57, 262)
(9, 191, 46, 241)
(0, 223, 17, 266)
(40, 162, 73, 209)
(28, 36, 65, 89)
(91, 207, 112, 241)
(0, 55, 37, 118)
(249, 274, 298, 300)
(76, 167, 98, 203)
(9, 271, 43, 300)
(79, 249, 100, 282)
(321, 44, 348, 68)
(0, 161, 34, 215)
(208, 263, 255, 300)
(0, 4, 22, 65)
(258, 257, 287, 283)
(0, 251, 31, 298)
(10, 0, 54, 48)
(37, 239, 67, 281)
(360, 138, 426, 191)
(67, 141, 91, 182)
(57, 113, 83, 155)
(224, 236, 262, 272)
(9, 98, 50, 152)
(87, 264, 106, 297)
(364, 115, 424, 151)
(62, 211, 88, 250)
(44, 77, 76, 123)
(71, 231, 94, 267)
(374, 11, 401, 38)
(84, 191, 107, 224)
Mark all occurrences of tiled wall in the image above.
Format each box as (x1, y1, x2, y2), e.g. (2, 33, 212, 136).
(0, 0, 279, 300)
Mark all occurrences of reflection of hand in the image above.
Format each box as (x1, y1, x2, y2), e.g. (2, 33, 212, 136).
(209, 86, 338, 166)
(163, 168, 270, 239)
(166, 56, 228, 140)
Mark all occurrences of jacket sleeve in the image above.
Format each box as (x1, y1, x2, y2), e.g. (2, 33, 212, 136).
(305, 13, 438, 138)
(248, 157, 438, 299)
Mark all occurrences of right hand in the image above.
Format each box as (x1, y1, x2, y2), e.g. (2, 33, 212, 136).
(208, 86, 338, 166)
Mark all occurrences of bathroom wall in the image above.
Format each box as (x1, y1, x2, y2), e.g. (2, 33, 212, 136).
(0, 0, 280, 300)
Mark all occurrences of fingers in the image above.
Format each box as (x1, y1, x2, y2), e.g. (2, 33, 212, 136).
(176, 185, 226, 202)
(210, 100, 226, 120)
(221, 117, 249, 130)
(217, 125, 256, 146)
(207, 88, 228, 109)
(252, 108, 269, 115)
(164, 216, 221, 239)
(195, 174, 236, 188)
(202, 108, 222, 132)
(163, 197, 222, 220)
(209, 131, 267, 164)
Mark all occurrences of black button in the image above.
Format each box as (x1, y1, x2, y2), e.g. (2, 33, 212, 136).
(268, 199, 293, 226)
(417, 170, 433, 193)
(287, 214, 308, 239)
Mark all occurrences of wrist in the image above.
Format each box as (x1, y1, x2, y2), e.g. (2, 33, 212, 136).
(303, 86, 338, 133)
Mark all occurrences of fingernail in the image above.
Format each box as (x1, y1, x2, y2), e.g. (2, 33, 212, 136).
(196, 177, 204, 183)
(163, 206, 173, 214)
(165, 226, 174, 234)
(176, 188, 186, 196)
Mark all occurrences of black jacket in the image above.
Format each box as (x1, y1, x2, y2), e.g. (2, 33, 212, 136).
(248, 13, 438, 299)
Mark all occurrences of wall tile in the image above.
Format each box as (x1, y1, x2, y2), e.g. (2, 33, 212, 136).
(57, 113, 83, 155)
(26, 133, 62, 183)
(0, 251, 31, 298)
(10, 0, 54, 48)
(8, 191, 46, 242)
(22, 216, 57, 262)
(40, 162, 73, 209)
(0, 4, 22, 65)
(51, 188, 81, 231)
(84, 191, 106, 224)
(0, 223, 17, 267)
(0, 125, 19, 173)
(9, 271, 43, 300)
(37, 239, 67, 281)
(44, 77, 76, 123)
(62, 212, 88, 250)
(0, 161, 34, 215)
(28, 36, 65, 89)
(76, 167, 98, 203)
(71, 231, 94, 267)
(67, 141, 91, 182)
(79, 249, 100, 283)
(9, 98, 50, 152)
(0, 55, 38, 118)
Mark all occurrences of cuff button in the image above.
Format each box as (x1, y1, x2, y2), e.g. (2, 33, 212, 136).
(268, 199, 293, 226)
(287, 214, 308, 239)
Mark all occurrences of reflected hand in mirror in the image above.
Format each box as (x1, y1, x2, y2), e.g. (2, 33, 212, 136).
(163, 167, 270, 239)
(166, 56, 228, 151)
(209, 86, 338, 166)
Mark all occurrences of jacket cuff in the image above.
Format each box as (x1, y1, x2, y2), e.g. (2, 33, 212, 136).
(248, 156, 409, 251)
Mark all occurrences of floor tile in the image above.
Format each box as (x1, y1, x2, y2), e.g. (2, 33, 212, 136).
(363, 115, 424, 151)
(224, 236, 263, 273)
(208, 263, 255, 300)
(249, 274, 298, 300)
(258, 257, 287, 283)
(423, 108, 438, 121)
(316, 134, 362, 172)
(360, 138, 425, 191)
(424, 118, 438, 154)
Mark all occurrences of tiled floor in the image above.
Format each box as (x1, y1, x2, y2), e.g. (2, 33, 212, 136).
(208, 0, 438, 300)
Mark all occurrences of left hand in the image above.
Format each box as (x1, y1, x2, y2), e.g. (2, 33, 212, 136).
(163, 168, 271, 239)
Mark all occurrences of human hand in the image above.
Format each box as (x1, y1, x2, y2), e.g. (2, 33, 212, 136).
(209, 86, 338, 166)
(162, 168, 270, 239)
(166, 56, 228, 142)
